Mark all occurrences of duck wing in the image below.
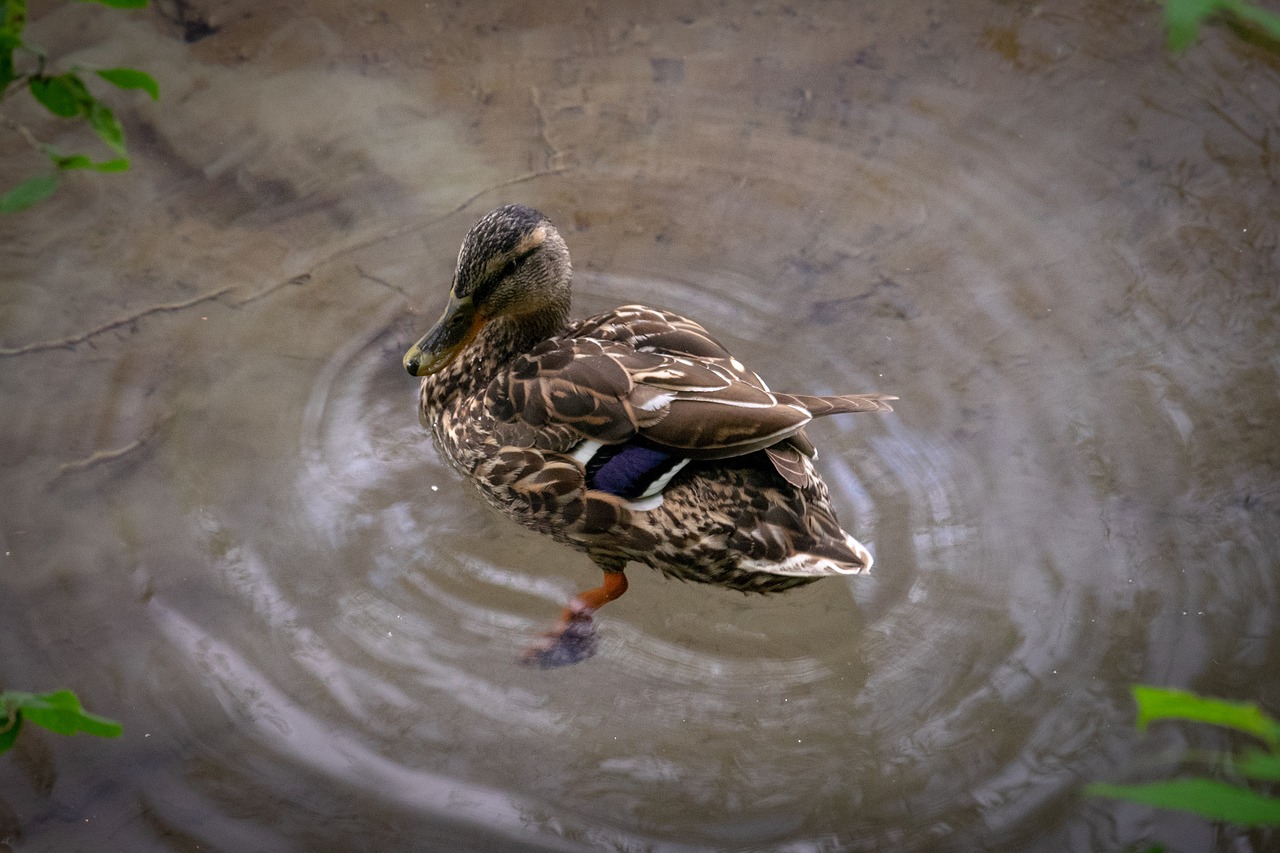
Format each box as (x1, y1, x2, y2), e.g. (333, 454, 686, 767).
(485, 305, 893, 485)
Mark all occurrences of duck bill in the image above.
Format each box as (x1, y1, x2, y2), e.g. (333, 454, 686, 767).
(403, 293, 486, 376)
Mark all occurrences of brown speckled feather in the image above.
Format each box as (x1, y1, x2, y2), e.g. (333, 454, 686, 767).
(487, 306, 893, 474)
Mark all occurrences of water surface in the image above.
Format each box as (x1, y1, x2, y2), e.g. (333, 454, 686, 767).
(2, 2, 1278, 851)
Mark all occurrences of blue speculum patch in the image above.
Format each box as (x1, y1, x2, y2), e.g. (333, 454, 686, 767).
(585, 443, 681, 500)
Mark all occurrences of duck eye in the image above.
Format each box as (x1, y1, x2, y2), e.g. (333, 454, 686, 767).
(502, 258, 520, 278)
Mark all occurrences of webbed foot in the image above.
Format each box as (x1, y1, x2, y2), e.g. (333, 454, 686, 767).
(519, 568, 627, 668)
(520, 615, 598, 667)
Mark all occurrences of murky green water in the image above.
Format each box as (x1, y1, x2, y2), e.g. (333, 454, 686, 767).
(2, 2, 1278, 851)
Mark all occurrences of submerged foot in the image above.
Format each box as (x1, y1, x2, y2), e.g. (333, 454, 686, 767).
(520, 615, 598, 668)
(520, 569, 626, 668)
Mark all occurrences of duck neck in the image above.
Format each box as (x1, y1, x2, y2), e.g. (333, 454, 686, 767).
(495, 297, 570, 354)
(421, 302, 570, 409)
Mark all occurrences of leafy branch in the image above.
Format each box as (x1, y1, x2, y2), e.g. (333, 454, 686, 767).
(1087, 685, 1280, 827)
(0, 689, 122, 753)
(1, 0, 157, 212)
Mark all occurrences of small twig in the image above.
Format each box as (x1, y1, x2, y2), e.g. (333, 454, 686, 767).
(54, 413, 172, 479)
(218, 168, 574, 312)
(0, 286, 233, 357)
(2, 169, 573, 359)
(264, 167, 573, 296)
(56, 439, 144, 476)
(355, 264, 408, 298)
(0, 110, 46, 157)
(231, 273, 311, 307)
(427, 168, 574, 227)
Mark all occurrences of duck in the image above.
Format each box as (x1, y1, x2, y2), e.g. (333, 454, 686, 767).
(404, 204, 895, 666)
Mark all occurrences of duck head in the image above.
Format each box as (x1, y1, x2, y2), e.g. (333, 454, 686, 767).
(404, 204, 572, 376)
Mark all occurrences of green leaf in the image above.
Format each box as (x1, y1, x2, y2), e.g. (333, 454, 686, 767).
(1, 3, 23, 92)
(0, 173, 58, 212)
(45, 149, 94, 170)
(91, 156, 129, 172)
(55, 155, 96, 170)
(0, 44, 15, 96)
(1164, 0, 1225, 51)
(73, 0, 149, 8)
(10, 690, 122, 738)
(87, 100, 126, 155)
(1133, 685, 1280, 748)
(2, 0, 27, 35)
(43, 145, 129, 172)
(1087, 779, 1280, 826)
(1228, 0, 1280, 40)
(0, 690, 122, 747)
(0, 723, 20, 753)
(0, 711, 21, 754)
(1238, 750, 1280, 782)
(95, 66, 158, 100)
(1163, 0, 1280, 50)
(29, 73, 85, 117)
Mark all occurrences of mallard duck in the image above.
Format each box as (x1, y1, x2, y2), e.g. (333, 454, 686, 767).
(404, 204, 895, 666)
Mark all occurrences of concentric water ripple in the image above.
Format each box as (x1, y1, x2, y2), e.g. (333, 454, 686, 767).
(264, 136, 1209, 842)
(132, 118, 1228, 847)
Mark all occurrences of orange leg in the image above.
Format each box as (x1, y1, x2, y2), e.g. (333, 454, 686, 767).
(557, 570, 629, 623)
(522, 570, 628, 667)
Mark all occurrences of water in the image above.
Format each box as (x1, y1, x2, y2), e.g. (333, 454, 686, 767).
(2, 2, 1277, 851)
